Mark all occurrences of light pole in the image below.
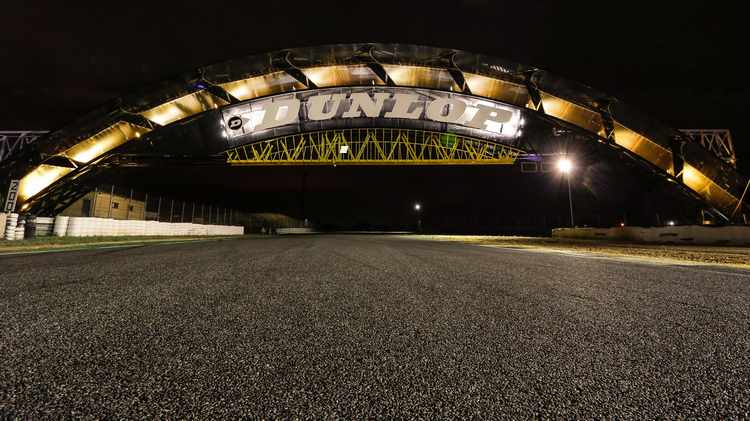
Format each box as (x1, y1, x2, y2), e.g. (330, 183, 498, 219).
(557, 158, 575, 227)
(414, 203, 422, 232)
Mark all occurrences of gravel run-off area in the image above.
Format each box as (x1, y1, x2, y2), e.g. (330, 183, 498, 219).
(1, 235, 749, 418)
(418, 235, 750, 269)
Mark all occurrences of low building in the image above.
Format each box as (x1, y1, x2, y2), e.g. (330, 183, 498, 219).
(61, 190, 145, 220)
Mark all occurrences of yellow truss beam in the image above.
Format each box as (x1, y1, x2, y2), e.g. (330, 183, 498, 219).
(225, 129, 524, 166)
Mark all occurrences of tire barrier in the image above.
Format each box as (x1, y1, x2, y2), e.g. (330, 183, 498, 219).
(33, 217, 55, 237)
(4, 213, 18, 240)
(13, 219, 25, 241)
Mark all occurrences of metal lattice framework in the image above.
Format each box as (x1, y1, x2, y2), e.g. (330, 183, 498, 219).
(0, 131, 49, 164)
(225, 129, 525, 166)
(679, 129, 737, 168)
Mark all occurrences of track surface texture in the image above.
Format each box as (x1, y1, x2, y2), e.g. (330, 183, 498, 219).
(1, 235, 749, 418)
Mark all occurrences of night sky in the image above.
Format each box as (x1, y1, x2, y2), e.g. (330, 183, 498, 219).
(1, 1, 746, 229)
(2, 1, 744, 171)
(1, 1, 744, 167)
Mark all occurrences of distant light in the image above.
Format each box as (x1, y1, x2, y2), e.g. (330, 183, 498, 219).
(557, 158, 573, 173)
(339, 145, 349, 154)
(414, 203, 421, 211)
(667, 220, 675, 226)
(135, 132, 141, 138)
(620, 222, 625, 227)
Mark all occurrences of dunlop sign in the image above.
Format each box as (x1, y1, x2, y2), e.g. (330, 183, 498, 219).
(222, 87, 522, 140)
(4, 179, 20, 213)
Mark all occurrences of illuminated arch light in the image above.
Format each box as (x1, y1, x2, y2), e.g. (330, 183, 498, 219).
(17, 164, 74, 202)
(218, 71, 305, 102)
(62, 122, 151, 164)
(463, 73, 529, 107)
(140, 90, 228, 126)
(682, 163, 738, 210)
(613, 122, 673, 171)
(301, 65, 384, 87)
(538, 92, 605, 136)
(682, 164, 711, 194)
(381, 65, 460, 91)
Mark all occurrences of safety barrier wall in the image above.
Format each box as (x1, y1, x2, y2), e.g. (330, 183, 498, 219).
(0, 214, 243, 240)
(552, 225, 750, 246)
(53, 215, 69, 236)
(60, 217, 243, 237)
(276, 227, 318, 235)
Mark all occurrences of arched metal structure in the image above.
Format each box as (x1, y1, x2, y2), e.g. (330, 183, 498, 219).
(2, 43, 747, 220)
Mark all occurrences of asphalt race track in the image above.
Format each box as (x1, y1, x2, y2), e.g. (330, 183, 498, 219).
(1, 235, 749, 418)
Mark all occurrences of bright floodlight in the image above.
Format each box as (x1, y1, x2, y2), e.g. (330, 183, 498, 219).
(667, 220, 675, 226)
(557, 158, 573, 173)
(414, 203, 421, 211)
